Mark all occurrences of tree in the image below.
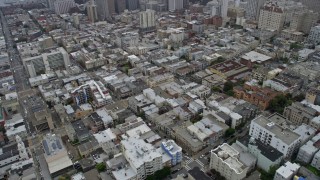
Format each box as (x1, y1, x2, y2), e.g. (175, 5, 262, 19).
(223, 81, 234, 92)
(290, 42, 302, 50)
(211, 86, 221, 92)
(58, 174, 71, 180)
(225, 128, 235, 138)
(268, 94, 292, 114)
(293, 94, 305, 102)
(96, 162, 106, 172)
(146, 166, 171, 180)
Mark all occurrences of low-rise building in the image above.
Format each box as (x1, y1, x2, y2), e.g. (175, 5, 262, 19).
(93, 129, 118, 156)
(42, 133, 73, 177)
(283, 102, 317, 126)
(161, 140, 182, 166)
(274, 162, 300, 180)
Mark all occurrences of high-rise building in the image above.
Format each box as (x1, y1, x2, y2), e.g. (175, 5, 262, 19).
(243, 0, 266, 20)
(87, 0, 98, 23)
(308, 25, 320, 45)
(219, 0, 228, 18)
(53, 0, 76, 15)
(168, 0, 183, 11)
(115, 0, 126, 14)
(290, 10, 319, 34)
(126, 0, 139, 10)
(139, 9, 156, 32)
(258, 3, 285, 31)
(96, 0, 115, 20)
(293, 0, 320, 16)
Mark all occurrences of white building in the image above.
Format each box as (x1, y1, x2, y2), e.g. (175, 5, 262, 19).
(258, 3, 285, 31)
(168, 0, 183, 12)
(121, 137, 163, 180)
(93, 128, 117, 155)
(161, 140, 182, 166)
(139, 9, 156, 31)
(23, 47, 70, 78)
(249, 115, 301, 158)
(308, 25, 320, 45)
(274, 162, 300, 180)
(210, 143, 248, 180)
(4, 114, 27, 141)
(53, 0, 76, 15)
(297, 141, 319, 164)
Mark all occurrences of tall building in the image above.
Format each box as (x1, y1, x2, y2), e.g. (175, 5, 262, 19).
(87, 0, 98, 23)
(294, 0, 320, 15)
(23, 47, 70, 77)
(308, 26, 320, 45)
(290, 10, 319, 34)
(115, 0, 126, 14)
(96, 0, 115, 20)
(168, 0, 183, 11)
(249, 115, 301, 158)
(209, 143, 248, 180)
(126, 0, 139, 10)
(219, 0, 228, 18)
(53, 0, 76, 14)
(139, 9, 156, 32)
(258, 3, 285, 31)
(243, 0, 266, 20)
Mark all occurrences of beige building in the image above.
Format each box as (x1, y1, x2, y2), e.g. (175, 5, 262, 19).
(210, 143, 248, 180)
(87, 0, 98, 23)
(283, 102, 317, 125)
(281, 29, 304, 42)
(290, 10, 318, 34)
(258, 3, 285, 31)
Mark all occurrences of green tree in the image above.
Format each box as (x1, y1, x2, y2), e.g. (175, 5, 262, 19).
(225, 128, 235, 138)
(96, 162, 106, 172)
(146, 166, 171, 180)
(268, 94, 292, 114)
(223, 81, 233, 92)
(211, 86, 221, 92)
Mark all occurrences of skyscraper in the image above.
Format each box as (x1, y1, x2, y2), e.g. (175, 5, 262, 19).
(244, 0, 267, 20)
(87, 0, 98, 23)
(258, 3, 285, 32)
(115, 0, 126, 14)
(139, 9, 156, 32)
(53, 0, 76, 15)
(126, 0, 139, 10)
(96, 0, 115, 20)
(168, 0, 183, 11)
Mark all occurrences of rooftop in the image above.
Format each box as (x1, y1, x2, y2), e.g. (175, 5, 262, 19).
(253, 115, 300, 145)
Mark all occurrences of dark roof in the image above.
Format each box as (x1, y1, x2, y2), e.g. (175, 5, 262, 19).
(239, 135, 283, 162)
(188, 167, 211, 180)
(72, 120, 89, 137)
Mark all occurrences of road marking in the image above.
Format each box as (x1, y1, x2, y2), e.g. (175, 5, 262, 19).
(185, 165, 191, 171)
(185, 159, 193, 164)
(195, 159, 204, 167)
(201, 167, 205, 172)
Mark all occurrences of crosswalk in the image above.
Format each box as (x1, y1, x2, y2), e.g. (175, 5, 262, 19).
(184, 158, 206, 172)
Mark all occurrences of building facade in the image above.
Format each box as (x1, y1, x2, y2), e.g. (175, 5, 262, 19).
(258, 3, 285, 31)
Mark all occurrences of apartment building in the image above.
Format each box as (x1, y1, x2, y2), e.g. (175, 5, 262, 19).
(258, 3, 285, 31)
(210, 143, 248, 180)
(290, 10, 318, 34)
(23, 47, 70, 78)
(87, 0, 98, 23)
(274, 162, 300, 180)
(308, 25, 320, 45)
(53, 0, 76, 15)
(139, 9, 156, 32)
(249, 115, 301, 158)
(283, 102, 317, 125)
(306, 88, 320, 105)
(161, 140, 182, 166)
(121, 137, 163, 180)
(169, 0, 184, 11)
